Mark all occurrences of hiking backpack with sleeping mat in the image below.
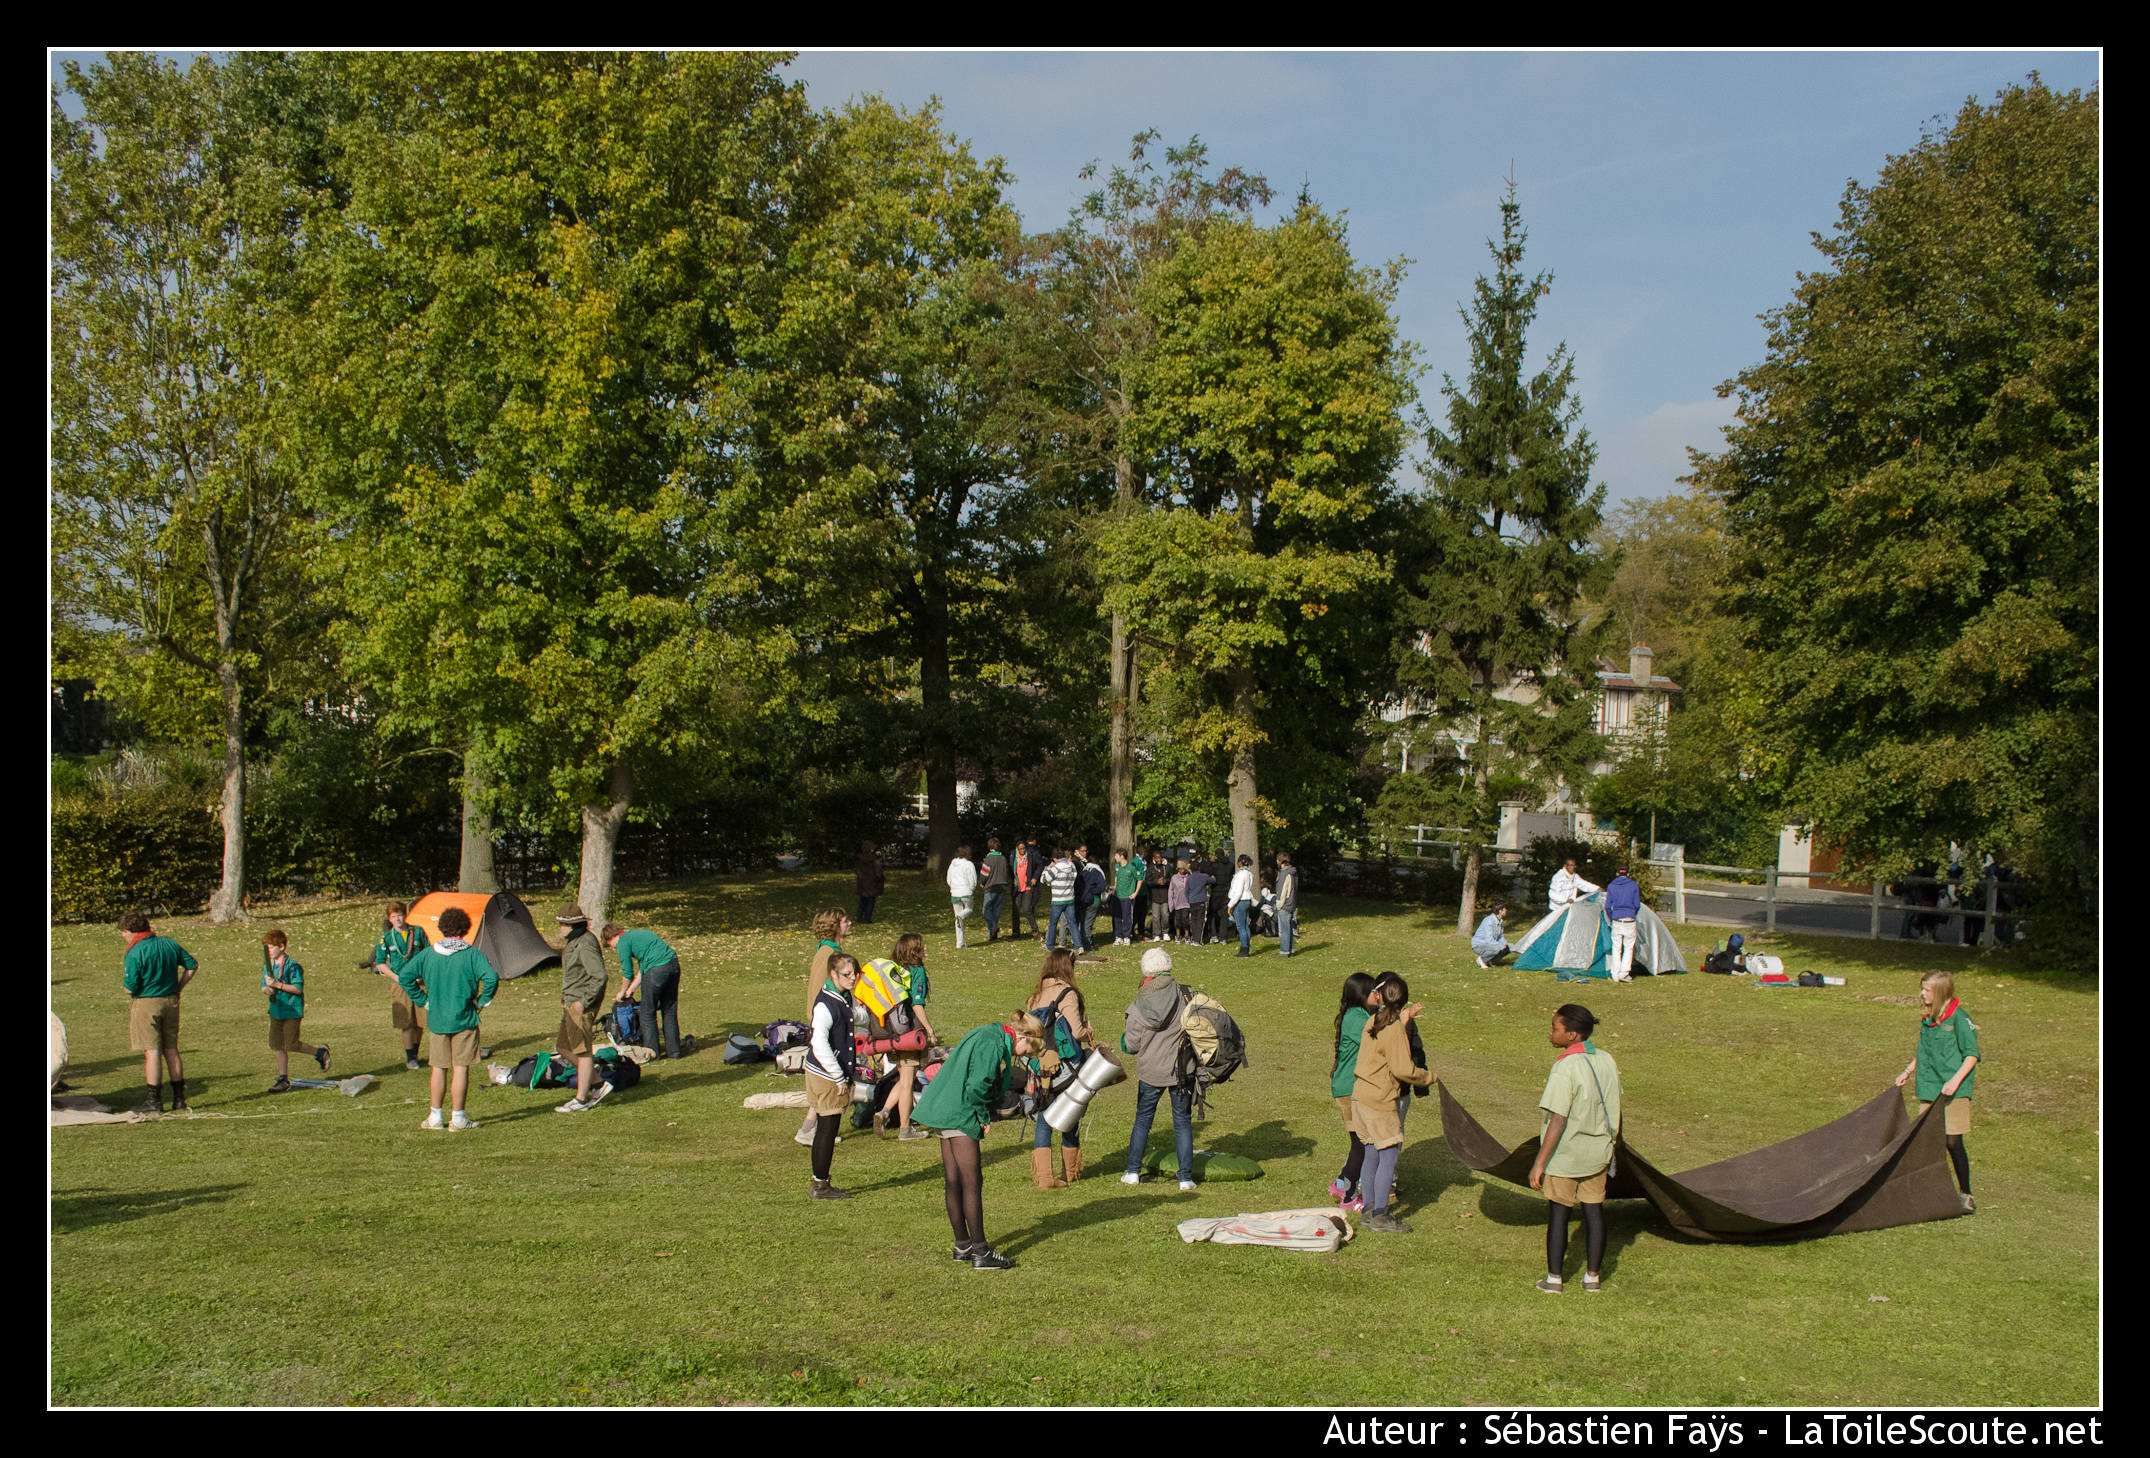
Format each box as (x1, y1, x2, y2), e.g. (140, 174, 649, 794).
(1175, 986, 1247, 1115)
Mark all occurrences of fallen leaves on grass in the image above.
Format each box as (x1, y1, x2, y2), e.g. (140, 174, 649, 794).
(1868, 1294, 1890, 1303)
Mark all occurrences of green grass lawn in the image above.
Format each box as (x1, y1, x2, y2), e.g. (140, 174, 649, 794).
(49, 877, 2099, 1407)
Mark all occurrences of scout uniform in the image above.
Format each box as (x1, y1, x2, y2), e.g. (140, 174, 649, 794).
(398, 940, 499, 1067)
(1537, 1038, 1624, 1206)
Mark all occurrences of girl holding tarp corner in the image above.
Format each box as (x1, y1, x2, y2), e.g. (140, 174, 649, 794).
(1895, 969, 1980, 1212)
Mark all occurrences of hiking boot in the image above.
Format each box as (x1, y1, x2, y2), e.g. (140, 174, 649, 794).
(448, 1112, 479, 1131)
(134, 1086, 163, 1116)
(809, 1178, 853, 1201)
(897, 1125, 930, 1141)
(1365, 1212, 1412, 1234)
(971, 1246, 1016, 1270)
(170, 1080, 189, 1113)
(268, 1076, 292, 1094)
(315, 1045, 332, 1073)
(873, 1110, 890, 1140)
(420, 1110, 444, 1130)
(554, 1097, 592, 1113)
(1534, 1275, 1564, 1294)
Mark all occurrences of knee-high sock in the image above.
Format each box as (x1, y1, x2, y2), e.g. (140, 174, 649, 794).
(1547, 1201, 1573, 1276)
(1580, 1200, 1606, 1274)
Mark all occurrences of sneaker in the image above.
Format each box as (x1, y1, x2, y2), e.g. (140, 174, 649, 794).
(898, 1125, 930, 1141)
(404, 1054, 422, 1072)
(1961, 1194, 1976, 1214)
(1475, 956, 1489, 968)
(873, 1110, 889, 1140)
(267, 1076, 292, 1094)
(554, 1097, 592, 1113)
(1328, 1177, 1350, 1206)
(1178, 1179, 1197, 1192)
(1342, 1195, 1365, 1213)
(315, 1045, 332, 1073)
(1582, 1273, 1603, 1293)
(809, 1178, 853, 1201)
(448, 1112, 479, 1131)
(1121, 1172, 1142, 1185)
(586, 1080, 613, 1106)
(952, 1242, 978, 1262)
(971, 1246, 1016, 1270)
(1535, 1276, 1564, 1295)
(420, 1111, 444, 1130)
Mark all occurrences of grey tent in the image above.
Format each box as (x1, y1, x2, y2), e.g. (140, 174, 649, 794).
(408, 891, 561, 981)
(1438, 1081, 1969, 1241)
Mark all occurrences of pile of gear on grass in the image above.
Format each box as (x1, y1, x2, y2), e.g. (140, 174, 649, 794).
(483, 996, 699, 1100)
(1699, 933, 1845, 989)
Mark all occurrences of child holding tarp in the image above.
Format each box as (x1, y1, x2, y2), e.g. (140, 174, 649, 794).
(261, 930, 329, 1092)
(1351, 980, 1432, 1233)
(1894, 969, 1980, 1212)
(1528, 1003, 1623, 1293)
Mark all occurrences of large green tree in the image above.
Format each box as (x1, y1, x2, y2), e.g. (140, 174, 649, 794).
(52, 53, 322, 922)
(1694, 78, 2098, 919)
(1393, 183, 1612, 932)
(1106, 201, 1416, 864)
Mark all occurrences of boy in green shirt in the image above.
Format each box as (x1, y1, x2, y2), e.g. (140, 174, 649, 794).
(606, 923, 683, 1060)
(120, 910, 197, 1115)
(397, 906, 499, 1130)
(261, 928, 330, 1093)
(371, 901, 430, 1071)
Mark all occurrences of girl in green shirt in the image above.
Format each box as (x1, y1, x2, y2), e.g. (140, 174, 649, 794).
(1894, 969, 1980, 1210)
(1327, 973, 1379, 1211)
(912, 1012, 1049, 1270)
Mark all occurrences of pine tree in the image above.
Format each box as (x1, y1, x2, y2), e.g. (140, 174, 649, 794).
(1395, 181, 1612, 932)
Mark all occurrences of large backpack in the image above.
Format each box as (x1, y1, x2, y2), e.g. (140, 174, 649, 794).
(856, 959, 918, 1037)
(1175, 986, 1247, 1115)
(1027, 986, 1088, 1099)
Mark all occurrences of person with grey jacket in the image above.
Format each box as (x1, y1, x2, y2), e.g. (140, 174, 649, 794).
(1274, 853, 1301, 957)
(1120, 946, 1197, 1191)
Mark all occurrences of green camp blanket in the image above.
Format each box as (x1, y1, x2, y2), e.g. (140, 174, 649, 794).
(1140, 1147, 1263, 1182)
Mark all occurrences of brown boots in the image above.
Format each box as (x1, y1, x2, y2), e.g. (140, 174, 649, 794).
(1031, 1147, 1066, 1189)
(1061, 1146, 1083, 1184)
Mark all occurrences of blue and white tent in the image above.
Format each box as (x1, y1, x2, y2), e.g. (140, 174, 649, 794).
(1512, 895, 1688, 978)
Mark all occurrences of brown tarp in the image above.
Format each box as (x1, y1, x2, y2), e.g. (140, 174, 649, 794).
(1437, 1080, 1970, 1242)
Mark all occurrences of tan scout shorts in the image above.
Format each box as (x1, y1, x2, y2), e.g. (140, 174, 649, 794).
(430, 1028, 481, 1068)
(1353, 1097, 1402, 1150)
(1545, 1168, 1609, 1207)
(268, 1017, 305, 1051)
(805, 1071, 850, 1116)
(390, 981, 422, 1031)
(557, 1000, 594, 1058)
(1917, 1099, 1973, 1135)
(1334, 1095, 1361, 1137)
(130, 996, 180, 1052)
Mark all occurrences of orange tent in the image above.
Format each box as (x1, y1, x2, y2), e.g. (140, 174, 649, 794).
(407, 891, 561, 980)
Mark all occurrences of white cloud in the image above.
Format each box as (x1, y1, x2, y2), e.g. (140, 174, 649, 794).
(1595, 396, 1738, 503)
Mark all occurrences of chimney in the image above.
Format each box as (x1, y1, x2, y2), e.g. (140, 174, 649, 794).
(1628, 643, 1653, 685)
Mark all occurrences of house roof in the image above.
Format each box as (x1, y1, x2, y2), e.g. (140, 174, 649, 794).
(1595, 664, 1683, 692)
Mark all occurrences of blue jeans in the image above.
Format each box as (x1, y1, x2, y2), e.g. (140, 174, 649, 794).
(1114, 899, 1136, 941)
(1276, 905, 1296, 956)
(1048, 901, 1076, 950)
(1232, 899, 1252, 951)
(1127, 1080, 1195, 1179)
(857, 895, 877, 924)
(1034, 1114, 1080, 1149)
(983, 886, 1005, 938)
(1075, 901, 1100, 951)
(640, 960, 682, 1059)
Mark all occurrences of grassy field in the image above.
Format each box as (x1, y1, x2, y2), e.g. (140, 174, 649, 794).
(49, 876, 2099, 1407)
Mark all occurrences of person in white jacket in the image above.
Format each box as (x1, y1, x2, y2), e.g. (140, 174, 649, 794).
(1227, 854, 1259, 957)
(946, 845, 979, 948)
(1548, 857, 1601, 911)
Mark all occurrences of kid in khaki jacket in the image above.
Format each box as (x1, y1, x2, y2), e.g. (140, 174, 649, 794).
(1350, 983, 1433, 1234)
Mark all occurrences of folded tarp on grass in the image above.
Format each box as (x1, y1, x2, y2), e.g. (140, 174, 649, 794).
(1178, 1208, 1354, 1251)
(1438, 1080, 1968, 1242)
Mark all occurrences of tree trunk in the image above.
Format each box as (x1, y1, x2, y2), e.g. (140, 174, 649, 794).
(920, 588, 957, 878)
(576, 760, 634, 923)
(458, 741, 500, 893)
(1456, 751, 1491, 934)
(1109, 614, 1136, 854)
(207, 654, 248, 923)
(1226, 664, 1260, 868)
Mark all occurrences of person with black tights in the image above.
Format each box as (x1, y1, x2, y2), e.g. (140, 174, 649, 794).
(910, 1012, 1050, 1269)
(1895, 968, 1980, 1212)
(1527, 1003, 1623, 1293)
(804, 954, 863, 1200)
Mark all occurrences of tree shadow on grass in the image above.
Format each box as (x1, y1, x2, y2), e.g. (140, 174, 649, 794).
(994, 1194, 1169, 1256)
(1392, 1134, 1480, 1212)
(53, 1184, 244, 1232)
(841, 1140, 1025, 1196)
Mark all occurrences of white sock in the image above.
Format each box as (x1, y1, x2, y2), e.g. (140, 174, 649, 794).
(430, 1106, 442, 1119)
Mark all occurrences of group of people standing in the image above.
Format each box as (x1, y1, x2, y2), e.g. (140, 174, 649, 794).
(921, 839, 1301, 959)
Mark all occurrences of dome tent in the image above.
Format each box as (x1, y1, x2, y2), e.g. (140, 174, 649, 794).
(407, 891, 561, 980)
(1512, 894, 1688, 978)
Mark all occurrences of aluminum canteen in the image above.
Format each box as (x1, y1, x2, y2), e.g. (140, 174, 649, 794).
(1073, 1048, 1127, 1093)
(1041, 1085, 1092, 1135)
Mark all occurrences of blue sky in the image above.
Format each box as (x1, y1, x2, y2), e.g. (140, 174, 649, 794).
(56, 48, 2101, 504)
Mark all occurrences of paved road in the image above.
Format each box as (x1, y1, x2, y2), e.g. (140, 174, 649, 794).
(1674, 878, 1984, 945)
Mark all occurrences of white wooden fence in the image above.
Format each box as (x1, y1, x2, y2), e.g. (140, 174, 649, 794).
(1641, 852, 2013, 945)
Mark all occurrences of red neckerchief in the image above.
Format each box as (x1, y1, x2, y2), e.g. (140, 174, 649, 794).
(124, 929, 152, 951)
(1923, 998, 1960, 1027)
(1559, 1040, 1588, 1060)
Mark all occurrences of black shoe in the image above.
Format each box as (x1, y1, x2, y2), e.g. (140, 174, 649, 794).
(170, 1079, 190, 1113)
(952, 1241, 978, 1262)
(1235, 949, 1250, 958)
(971, 1246, 1015, 1270)
(314, 1045, 332, 1073)
(134, 1087, 163, 1116)
(809, 1179, 853, 1201)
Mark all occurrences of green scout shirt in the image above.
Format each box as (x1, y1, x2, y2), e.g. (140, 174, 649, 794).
(1915, 1001, 1980, 1101)
(263, 955, 305, 1021)
(372, 923, 430, 972)
(397, 943, 499, 1035)
(560, 931, 607, 1011)
(910, 1022, 1015, 1141)
(1330, 1005, 1370, 1098)
(1539, 1042, 1623, 1179)
(1114, 861, 1143, 898)
(613, 928, 676, 978)
(123, 936, 197, 998)
(889, 960, 928, 1006)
